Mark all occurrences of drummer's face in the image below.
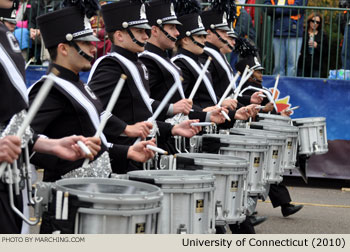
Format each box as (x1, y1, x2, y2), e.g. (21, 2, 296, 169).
(0, 0, 13, 9)
(252, 70, 263, 83)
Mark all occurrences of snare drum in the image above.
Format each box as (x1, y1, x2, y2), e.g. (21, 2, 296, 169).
(256, 113, 292, 125)
(250, 122, 299, 170)
(128, 170, 216, 234)
(202, 134, 268, 197)
(36, 178, 163, 234)
(292, 117, 328, 155)
(176, 153, 249, 225)
(230, 128, 286, 184)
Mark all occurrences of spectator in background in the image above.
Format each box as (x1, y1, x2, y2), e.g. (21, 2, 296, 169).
(340, 0, 350, 69)
(265, 0, 308, 77)
(298, 13, 328, 77)
(230, 0, 256, 72)
(14, 1, 32, 60)
(29, 0, 63, 65)
(90, 12, 111, 62)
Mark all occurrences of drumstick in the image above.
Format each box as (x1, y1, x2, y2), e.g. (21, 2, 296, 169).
(217, 72, 241, 107)
(188, 57, 212, 100)
(82, 74, 127, 167)
(77, 141, 93, 160)
(286, 106, 300, 112)
(269, 74, 280, 115)
(0, 68, 59, 178)
(255, 105, 266, 110)
(146, 145, 168, 155)
(134, 79, 182, 144)
(191, 122, 214, 127)
(233, 66, 254, 100)
(258, 94, 266, 98)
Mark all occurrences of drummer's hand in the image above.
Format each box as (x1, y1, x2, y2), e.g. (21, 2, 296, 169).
(250, 92, 264, 104)
(234, 107, 251, 121)
(203, 106, 217, 112)
(172, 119, 201, 138)
(0, 136, 22, 164)
(246, 104, 259, 117)
(34, 135, 101, 161)
(173, 99, 193, 115)
(262, 102, 274, 113)
(222, 99, 238, 110)
(128, 139, 156, 162)
(280, 108, 292, 117)
(209, 107, 226, 124)
(124, 121, 153, 139)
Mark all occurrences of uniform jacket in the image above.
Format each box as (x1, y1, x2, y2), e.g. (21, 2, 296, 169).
(88, 45, 173, 146)
(29, 64, 129, 181)
(140, 43, 207, 122)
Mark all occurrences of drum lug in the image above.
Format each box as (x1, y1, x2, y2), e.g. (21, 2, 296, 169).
(313, 142, 319, 152)
(177, 224, 187, 234)
(215, 201, 225, 225)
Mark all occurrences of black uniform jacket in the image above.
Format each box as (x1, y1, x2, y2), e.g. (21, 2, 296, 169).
(240, 80, 277, 114)
(199, 42, 251, 106)
(29, 64, 129, 181)
(88, 45, 173, 146)
(140, 43, 207, 122)
(0, 23, 28, 123)
(173, 48, 218, 109)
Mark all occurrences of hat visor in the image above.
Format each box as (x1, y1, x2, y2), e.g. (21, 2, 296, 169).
(216, 25, 231, 32)
(132, 23, 152, 30)
(4, 18, 16, 24)
(163, 19, 183, 26)
(193, 30, 208, 36)
(75, 34, 100, 42)
(252, 66, 264, 71)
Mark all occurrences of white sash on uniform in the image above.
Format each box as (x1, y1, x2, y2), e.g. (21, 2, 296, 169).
(28, 76, 110, 147)
(171, 54, 218, 104)
(0, 43, 28, 104)
(204, 47, 236, 89)
(88, 52, 153, 113)
(139, 50, 185, 99)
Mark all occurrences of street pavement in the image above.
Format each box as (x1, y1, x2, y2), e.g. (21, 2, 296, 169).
(255, 177, 350, 234)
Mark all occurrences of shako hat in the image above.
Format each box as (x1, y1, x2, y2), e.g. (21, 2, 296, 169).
(146, 0, 182, 27)
(0, 8, 17, 24)
(37, 6, 99, 49)
(174, 0, 207, 40)
(102, 0, 151, 33)
(235, 55, 264, 74)
(201, 0, 236, 31)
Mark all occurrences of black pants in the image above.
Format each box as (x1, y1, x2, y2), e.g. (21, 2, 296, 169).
(268, 184, 291, 208)
(0, 182, 23, 234)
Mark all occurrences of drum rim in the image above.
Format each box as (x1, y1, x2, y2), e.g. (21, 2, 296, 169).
(250, 122, 299, 133)
(257, 113, 292, 121)
(55, 177, 163, 198)
(230, 128, 288, 140)
(292, 117, 326, 123)
(128, 170, 216, 184)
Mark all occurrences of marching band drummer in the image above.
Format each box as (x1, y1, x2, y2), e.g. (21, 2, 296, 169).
(0, 0, 101, 234)
(87, 0, 201, 172)
(235, 44, 304, 220)
(28, 1, 159, 181)
(139, 0, 226, 126)
(171, 0, 251, 123)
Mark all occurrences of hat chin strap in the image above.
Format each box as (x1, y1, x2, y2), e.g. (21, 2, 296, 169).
(126, 28, 146, 47)
(71, 41, 94, 62)
(159, 25, 177, 42)
(189, 35, 205, 49)
(211, 29, 233, 51)
(251, 76, 262, 84)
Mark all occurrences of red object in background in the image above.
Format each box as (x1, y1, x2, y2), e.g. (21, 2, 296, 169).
(245, 0, 256, 26)
(92, 28, 111, 64)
